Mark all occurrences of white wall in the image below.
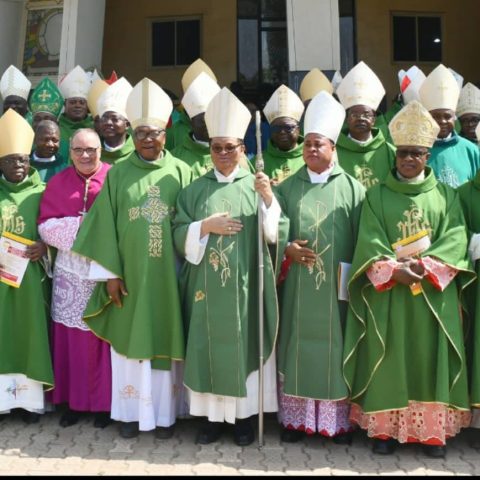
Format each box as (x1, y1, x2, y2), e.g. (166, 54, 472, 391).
(286, 0, 340, 71)
(0, 0, 25, 74)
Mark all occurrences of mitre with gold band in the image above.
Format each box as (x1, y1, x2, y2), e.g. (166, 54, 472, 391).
(88, 79, 109, 118)
(205, 87, 251, 140)
(336, 61, 385, 111)
(456, 83, 480, 117)
(58, 65, 91, 100)
(263, 84, 304, 124)
(126, 78, 172, 130)
(181, 72, 220, 119)
(0, 109, 34, 157)
(389, 100, 440, 148)
(29, 78, 64, 118)
(181, 58, 217, 94)
(97, 77, 133, 119)
(419, 64, 460, 112)
(0, 65, 31, 101)
(299, 68, 333, 103)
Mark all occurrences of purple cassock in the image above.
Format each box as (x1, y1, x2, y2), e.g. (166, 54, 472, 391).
(38, 162, 112, 412)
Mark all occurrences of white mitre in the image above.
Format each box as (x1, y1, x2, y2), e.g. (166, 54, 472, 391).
(97, 77, 133, 118)
(181, 72, 220, 119)
(456, 83, 480, 117)
(263, 84, 304, 124)
(419, 64, 460, 112)
(0, 65, 31, 101)
(59, 65, 90, 99)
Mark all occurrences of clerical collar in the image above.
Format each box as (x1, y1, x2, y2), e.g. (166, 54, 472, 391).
(214, 165, 240, 183)
(138, 151, 164, 163)
(307, 163, 335, 184)
(104, 139, 126, 152)
(1, 174, 28, 184)
(192, 134, 209, 148)
(33, 152, 56, 163)
(348, 132, 373, 145)
(436, 132, 453, 143)
(396, 170, 426, 183)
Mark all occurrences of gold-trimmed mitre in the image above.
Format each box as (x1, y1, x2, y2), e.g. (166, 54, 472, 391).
(182, 72, 220, 119)
(0, 65, 31, 101)
(263, 85, 304, 124)
(419, 64, 460, 112)
(336, 61, 385, 110)
(205, 87, 251, 140)
(456, 83, 480, 117)
(59, 65, 91, 100)
(299, 69, 333, 102)
(97, 77, 133, 119)
(0, 109, 34, 157)
(181, 58, 217, 94)
(87, 79, 109, 118)
(126, 78, 173, 130)
(389, 100, 440, 148)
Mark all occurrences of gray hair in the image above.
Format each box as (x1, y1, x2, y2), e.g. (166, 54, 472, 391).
(69, 128, 101, 148)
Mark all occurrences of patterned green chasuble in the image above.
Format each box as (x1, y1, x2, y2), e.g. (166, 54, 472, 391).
(263, 138, 304, 185)
(72, 151, 193, 370)
(275, 164, 365, 399)
(0, 169, 53, 388)
(343, 168, 474, 413)
(458, 171, 480, 407)
(173, 169, 289, 397)
(336, 127, 396, 190)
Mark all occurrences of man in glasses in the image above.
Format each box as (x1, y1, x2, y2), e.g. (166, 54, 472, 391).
(456, 83, 480, 144)
(72, 79, 192, 440)
(262, 85, 305, 185)
(335, 61, 396, 190)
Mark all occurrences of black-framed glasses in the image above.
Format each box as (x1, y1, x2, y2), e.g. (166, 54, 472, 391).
(210, 143, 243, 154)
(1, 157, 30, 166)
(71, 147, 100, 156)
(134, 129, 166, 141)
(396, 149, 429, 160)
(270, 124, 299, 134)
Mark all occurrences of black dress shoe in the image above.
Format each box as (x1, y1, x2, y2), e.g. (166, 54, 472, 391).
(332, 431, 353, 445)
(196, 421, 223, 445)
(155, 424, 175, 439)
(372, 438, 397, 455)
(423, 444, 446, 458)
(60, 409, 81, 427)
(119, 421, 139, 439)
(21, 411, 40, 424)
(280, 428, 305, 443)
(93, 412, 112, 429)
(233, 418, 255, 447)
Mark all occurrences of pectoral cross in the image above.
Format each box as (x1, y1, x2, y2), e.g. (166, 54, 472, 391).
(79, 178, 91, 216)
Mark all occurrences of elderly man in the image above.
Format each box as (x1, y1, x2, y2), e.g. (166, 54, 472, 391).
(0, 109, 53, 424)
(30, 120, 67, 182)
(275, 91, 365, 444)
(38, 128, 112, 428)
(173, 87, 288, 447)
(343, 100, 474, 458)
(0, 65, 31, 119)
(72, 79, 192, 439)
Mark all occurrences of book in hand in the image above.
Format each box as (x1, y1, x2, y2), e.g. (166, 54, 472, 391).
(391, 229, 431, 296)
(0, 231, 34, 288)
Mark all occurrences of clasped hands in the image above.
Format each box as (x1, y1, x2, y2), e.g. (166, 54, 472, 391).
(391, 257, 425, 286)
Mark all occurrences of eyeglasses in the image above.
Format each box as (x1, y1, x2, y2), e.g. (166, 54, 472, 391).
(396, 149, 429, 160)
(349, 112, 375, 120)
(270, 124, 299, 134)
(134, 129, 166, 141)
(71, 147, 100, 156)
(1, 157, 29, 166)
(210, 143, 243, 154)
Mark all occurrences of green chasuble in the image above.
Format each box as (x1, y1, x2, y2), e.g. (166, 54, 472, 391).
(58, 113, 94, 165)
(263, 138, 304, 184)
(336, 127, 396, 190)
(101, 134, 135, 165)
(30, 154, 68, 183)
(72, 150, 193, 370)
(0, 169, 53, 388)
(165, 110, 191, 152)
(343, 168, 474, 413)
(458, 171, 480, 407)
(428, 131, 480, 189)
(173, 168, 289, 397)
(275, 164, 365, 400)
(172, 133, 213, 180)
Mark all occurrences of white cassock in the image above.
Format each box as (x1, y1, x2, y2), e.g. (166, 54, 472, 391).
(183, 167, 281, 424)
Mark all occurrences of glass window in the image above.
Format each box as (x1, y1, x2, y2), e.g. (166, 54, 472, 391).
(392, 16, 416, 62)
(261, 0, 286, 19)
(418, 16, 442, 62)
(261, 29, 288, 85)
(238, 19, 259, 89)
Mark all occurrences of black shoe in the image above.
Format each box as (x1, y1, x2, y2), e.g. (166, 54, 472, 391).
(93, 412, 112, 429)
(60, 409, 81, 428)
(21, 411, 40, 424)
(119, 421, 139, 439)
(280, 428, 305, 443)
(423, 444, 446, 458)
(233, 418, 255, 447)
(155, 424, 175, 439)
(372, 438, 397, 455)
(332, 431, 353, 445)
(196, 421, 223, 445)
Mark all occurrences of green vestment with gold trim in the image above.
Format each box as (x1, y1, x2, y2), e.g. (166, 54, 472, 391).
(72, 151, 192, 370)
(263, 138, 304, 185)
(343, 168, 474, 413)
